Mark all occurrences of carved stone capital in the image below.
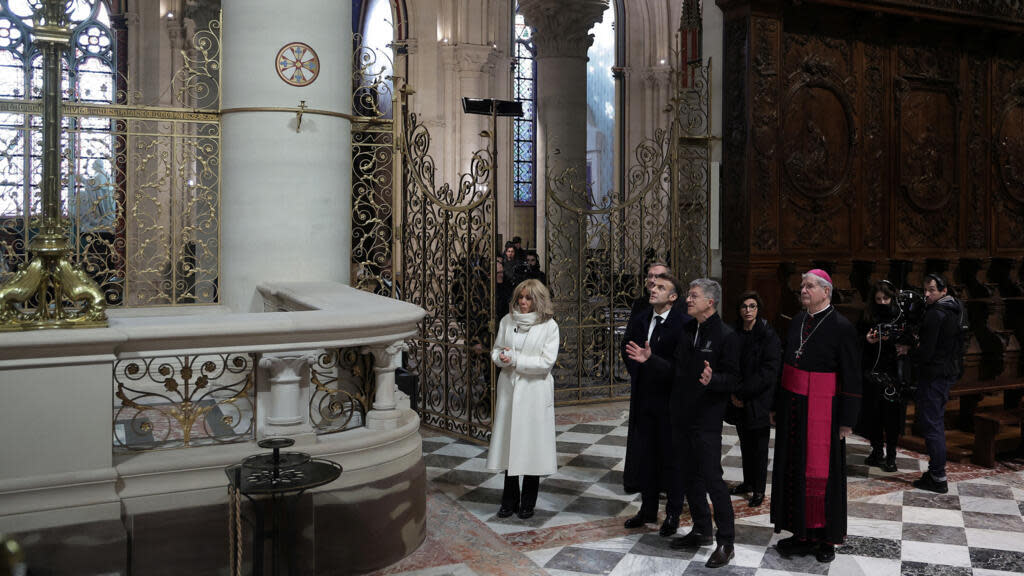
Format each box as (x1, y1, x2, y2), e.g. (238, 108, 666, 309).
(453, 44, 496, 74)
(518, 0, 609, 58)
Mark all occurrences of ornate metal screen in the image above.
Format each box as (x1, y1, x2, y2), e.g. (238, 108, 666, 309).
(401, 111, 496, 443)
(545, 60, 713, 404)
(351, 34, 396, 297)
(0, 4, 220, 307)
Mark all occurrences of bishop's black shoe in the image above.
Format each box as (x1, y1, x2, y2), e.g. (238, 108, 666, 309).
(517, 505, 534, 519)
(776, 536, 816, 557)
(881, 453, 898, 473)
(815, 543, 836, 563)
(496, 504, 518, 518)
(748, 492, 764, 507)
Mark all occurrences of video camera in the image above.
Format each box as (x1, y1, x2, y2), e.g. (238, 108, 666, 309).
(871, 289, 926, 402)
(875, 289, 926, 346)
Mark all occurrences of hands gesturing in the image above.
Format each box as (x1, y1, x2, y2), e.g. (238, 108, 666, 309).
(625, 341, 652, 363)
(699, 360, 712, 386)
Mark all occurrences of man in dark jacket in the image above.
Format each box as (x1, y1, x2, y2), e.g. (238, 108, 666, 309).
(621, 273, 690, 536)
(630, 262, 671, 315)
(897, 273, 962, 494)
(669, 278, 741, 569)
(728, 290, 781, 508)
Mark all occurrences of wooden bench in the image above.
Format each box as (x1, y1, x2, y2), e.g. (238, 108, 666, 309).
(973, 406, 1024, 468)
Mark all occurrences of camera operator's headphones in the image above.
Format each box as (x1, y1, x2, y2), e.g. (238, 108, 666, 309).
(925, 273, 947, 291)
(878, 279, 896, 292)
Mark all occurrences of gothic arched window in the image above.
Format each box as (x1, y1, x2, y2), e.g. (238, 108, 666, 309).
(0, 0, 115, 253)
(512, 4, 535, 206)
(586, 1, 616, 208)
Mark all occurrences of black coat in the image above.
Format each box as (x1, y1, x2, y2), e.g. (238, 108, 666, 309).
(728, 318, 782, 430)
(671, 312, 742, 435)
(910, 295, 962, 382)
(621, 303, 690, 493)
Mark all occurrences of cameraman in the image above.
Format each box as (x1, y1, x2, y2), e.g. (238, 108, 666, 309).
(860, 280, 904, 472)
(896, 273, 962, 494)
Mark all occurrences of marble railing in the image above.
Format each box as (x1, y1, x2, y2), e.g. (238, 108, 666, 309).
(0, 282, 426, 540)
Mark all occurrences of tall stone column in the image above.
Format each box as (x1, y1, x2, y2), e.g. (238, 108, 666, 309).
(518, 0, 607, 298)
(221, 1, 352, 311)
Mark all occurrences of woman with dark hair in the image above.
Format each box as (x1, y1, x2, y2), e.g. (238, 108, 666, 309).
(728, 290, 782, 507)
(486, 279, 560, 519)
(859, 280, 904, 472)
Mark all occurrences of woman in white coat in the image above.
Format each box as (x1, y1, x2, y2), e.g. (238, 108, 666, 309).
(487, 278, 560, 519)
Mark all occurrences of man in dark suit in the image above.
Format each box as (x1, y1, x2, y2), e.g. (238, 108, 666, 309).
(630, 262, 671, 315)
(621, 273, 690, 537)
(669, 278, 742, 569)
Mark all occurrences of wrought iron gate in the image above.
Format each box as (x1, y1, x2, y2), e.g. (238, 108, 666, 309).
(545, 61, 713, 404)
(400, 112, 497, 443)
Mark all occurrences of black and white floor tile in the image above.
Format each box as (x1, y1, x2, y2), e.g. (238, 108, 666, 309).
(386, 405, 1024, 576)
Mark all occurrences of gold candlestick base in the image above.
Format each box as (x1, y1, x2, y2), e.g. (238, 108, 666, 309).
(0, 229, 108, 331)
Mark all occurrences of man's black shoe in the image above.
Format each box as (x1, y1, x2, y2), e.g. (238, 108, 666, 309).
(729, 483, 751, 495)
(517, 506, 535, 519)
(705, 543, 734, 568)
(659, 513, 680, 537)
(623, 512, 655, 529)
(776, 536, 816, 557)
(881, 454, 898, 473)
(748, 492, 764, 507)
(865, 447, 884, 466)
(670, 530, 713, 549)
(815, 543, 835, 563)
(496, 504, 518, 518)
(912, 472, 948, 494)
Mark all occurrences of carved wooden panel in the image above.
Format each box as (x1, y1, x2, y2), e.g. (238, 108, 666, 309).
(993, 58, 1024, 251)
(721, 16, 749, 255)
(779, 33, 857, 252)
(965, 54, 989, 253)
(861, 42, 887, 252)
(750, 17, 780, 253)
(893, 44, 960, 253)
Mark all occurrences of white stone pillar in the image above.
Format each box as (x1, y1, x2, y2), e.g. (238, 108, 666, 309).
(518, 0, 607, 297)
(257, 353, 317, 440)
(361, 342, 406, 430)
(221, 0, 352, 312)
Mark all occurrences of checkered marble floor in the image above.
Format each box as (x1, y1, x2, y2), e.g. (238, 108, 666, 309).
(370, 402, 1024, 576)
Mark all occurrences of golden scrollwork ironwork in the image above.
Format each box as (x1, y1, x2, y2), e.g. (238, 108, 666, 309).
(0, 9, 221, 315)
(401, 109, 497, 444)
(350, 36, 397, 297)
(113, 353, 254, 451)
(308, 347, 376, 434)
(544, 59, 713, 404)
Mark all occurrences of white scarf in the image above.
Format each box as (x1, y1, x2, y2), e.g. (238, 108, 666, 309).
(511, 310, 540, 332)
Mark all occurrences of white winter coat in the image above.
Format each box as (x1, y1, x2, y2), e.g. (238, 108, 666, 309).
(485, 315, 559, 476)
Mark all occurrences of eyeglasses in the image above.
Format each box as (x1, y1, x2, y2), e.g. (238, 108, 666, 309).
(740, 304, 758, 310)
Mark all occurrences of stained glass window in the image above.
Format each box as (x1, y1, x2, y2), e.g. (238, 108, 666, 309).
(586, 1, 615, 209)
(512, 6, 535, 206)
(0, 0, 114, 221)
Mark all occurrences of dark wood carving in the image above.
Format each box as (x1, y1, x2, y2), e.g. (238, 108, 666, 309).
(993, 61, 1024, 250)
(779, 33, 857, 251)
(717, 0, 1024, 464)
(751, 17, 780, 253)
(721, 16, 749, 254)
(966, 54, 988, 253)
(862, 43, 886, 252)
